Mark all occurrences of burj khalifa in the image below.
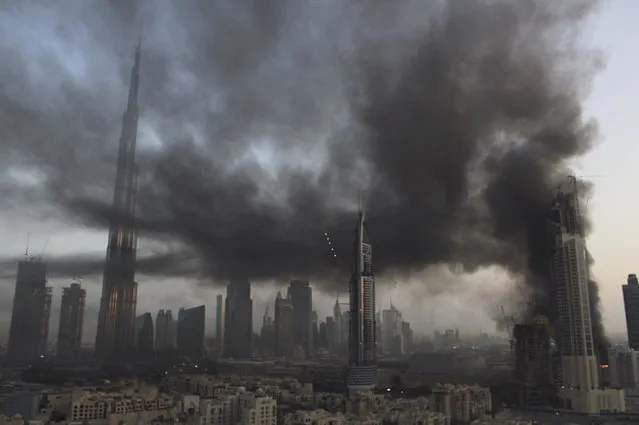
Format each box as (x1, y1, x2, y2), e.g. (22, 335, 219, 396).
(94, 39, 141, 360)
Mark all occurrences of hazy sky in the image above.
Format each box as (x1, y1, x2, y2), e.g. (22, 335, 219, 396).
(0, 0, 636, 345)
(578, 0, 639, 336)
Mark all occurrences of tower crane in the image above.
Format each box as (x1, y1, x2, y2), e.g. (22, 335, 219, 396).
(501, 305, 516, 351)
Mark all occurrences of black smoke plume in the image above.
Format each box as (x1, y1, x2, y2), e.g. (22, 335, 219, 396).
(0, 1, 605, 342)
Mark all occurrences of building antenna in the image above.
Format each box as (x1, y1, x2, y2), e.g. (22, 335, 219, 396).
(359, 190, 366, 220)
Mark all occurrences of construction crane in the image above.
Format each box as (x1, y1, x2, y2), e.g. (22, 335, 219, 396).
(501, 305, 516, 351)
(38, 238, 50, 260)
(513, 280, 537, 320)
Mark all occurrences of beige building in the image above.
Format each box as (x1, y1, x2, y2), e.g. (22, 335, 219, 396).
(0, 415, 24, 425)
(68, 387, 174, 424)
(282, 409, 348, 425)
(198, 393, 241, 425)
(238, 390, 277, 425)
(430, 384, 491, 424)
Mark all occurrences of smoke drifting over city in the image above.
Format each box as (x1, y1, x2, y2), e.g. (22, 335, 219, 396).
(0, 1, 604, 341)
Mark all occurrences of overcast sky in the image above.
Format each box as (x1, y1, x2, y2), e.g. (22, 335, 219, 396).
(0, 0, 636, 346)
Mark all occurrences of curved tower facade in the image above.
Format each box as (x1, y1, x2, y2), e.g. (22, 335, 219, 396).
(347, 196, 376, 395)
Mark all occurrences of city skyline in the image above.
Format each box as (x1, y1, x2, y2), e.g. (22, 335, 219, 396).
(1, 1, 638, 344)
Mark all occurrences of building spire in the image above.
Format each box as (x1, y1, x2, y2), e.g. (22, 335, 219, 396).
(127, 31, 142, 113)
(358, 191, 366, 222)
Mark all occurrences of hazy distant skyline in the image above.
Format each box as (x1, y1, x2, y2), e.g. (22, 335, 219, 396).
(0, 0, 637, 345)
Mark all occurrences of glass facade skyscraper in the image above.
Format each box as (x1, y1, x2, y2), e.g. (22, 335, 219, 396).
(347, 196, 376, 394)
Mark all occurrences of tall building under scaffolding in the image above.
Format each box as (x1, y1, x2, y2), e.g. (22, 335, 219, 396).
(547, 177, 624, 413)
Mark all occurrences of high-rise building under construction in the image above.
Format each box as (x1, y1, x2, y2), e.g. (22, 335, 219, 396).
(347, 196, 376, 395)
(548, 177, 623, 413)
(7, 258, 52, 365)
(513, 316, 553, 407)
(94, 38, 141, 360)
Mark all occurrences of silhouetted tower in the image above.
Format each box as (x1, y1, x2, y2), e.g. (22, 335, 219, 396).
(215, 294, 225, 355)
(95, 37, 142, 360)
(7, 257, 52, 365)
(155, 309, 175, 351)
(274, 291, 295, 358)
(177, 305, 205, 358)
(135, 312, 154, 356)
(347, 194, 377, 395)
(334, 298, 342, 346)
(57, 279, 86, 358)
(288, 279, 313, 357)
(623, 274, 639, 350)
(224, 278, 253, 359)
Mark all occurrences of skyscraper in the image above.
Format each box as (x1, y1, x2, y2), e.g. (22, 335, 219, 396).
(382, 304, 403, 356)
(215, 294, 225, 355)
(155, 309, 175, 351)
(94, 38, 142, 360)
(224, 278, 253, 358)
(177, 305, 205, 358)
(401, 321, 413, 354)
(7, 258, 52, 365)
(288, 279, 313, 357)
(333, 299, 342, 346)
(57, 280, 86, 358)
(549, 181, 597, 390)
(623, 274, 639, 350)
(548, 178, 623, 413)
(274, 291, 294, 358)
(134, 313, 154, 356)
(347, 195, 376, 395)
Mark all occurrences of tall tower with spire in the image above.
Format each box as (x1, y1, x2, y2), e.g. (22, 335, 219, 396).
(94, 38, 142, 360)
(347, 193, 377, 395)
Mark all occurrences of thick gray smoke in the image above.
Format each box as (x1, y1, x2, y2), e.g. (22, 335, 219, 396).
(0, 1, 605, 346)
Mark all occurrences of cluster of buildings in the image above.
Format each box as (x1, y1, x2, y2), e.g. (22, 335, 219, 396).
(6, 270, 84, 365)
(2, 37, 381, 400)
(213, 281, 413, 362)
(5, 29, 639, 424)
(4, 258, 208, 364)
(0, 375, 498, 425)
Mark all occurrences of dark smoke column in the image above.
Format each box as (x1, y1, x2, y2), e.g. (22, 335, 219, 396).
(347, 195, 376, 396)
(94, 38, 141, 361)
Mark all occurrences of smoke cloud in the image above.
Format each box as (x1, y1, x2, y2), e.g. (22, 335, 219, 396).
(0, 1, 605, 345)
